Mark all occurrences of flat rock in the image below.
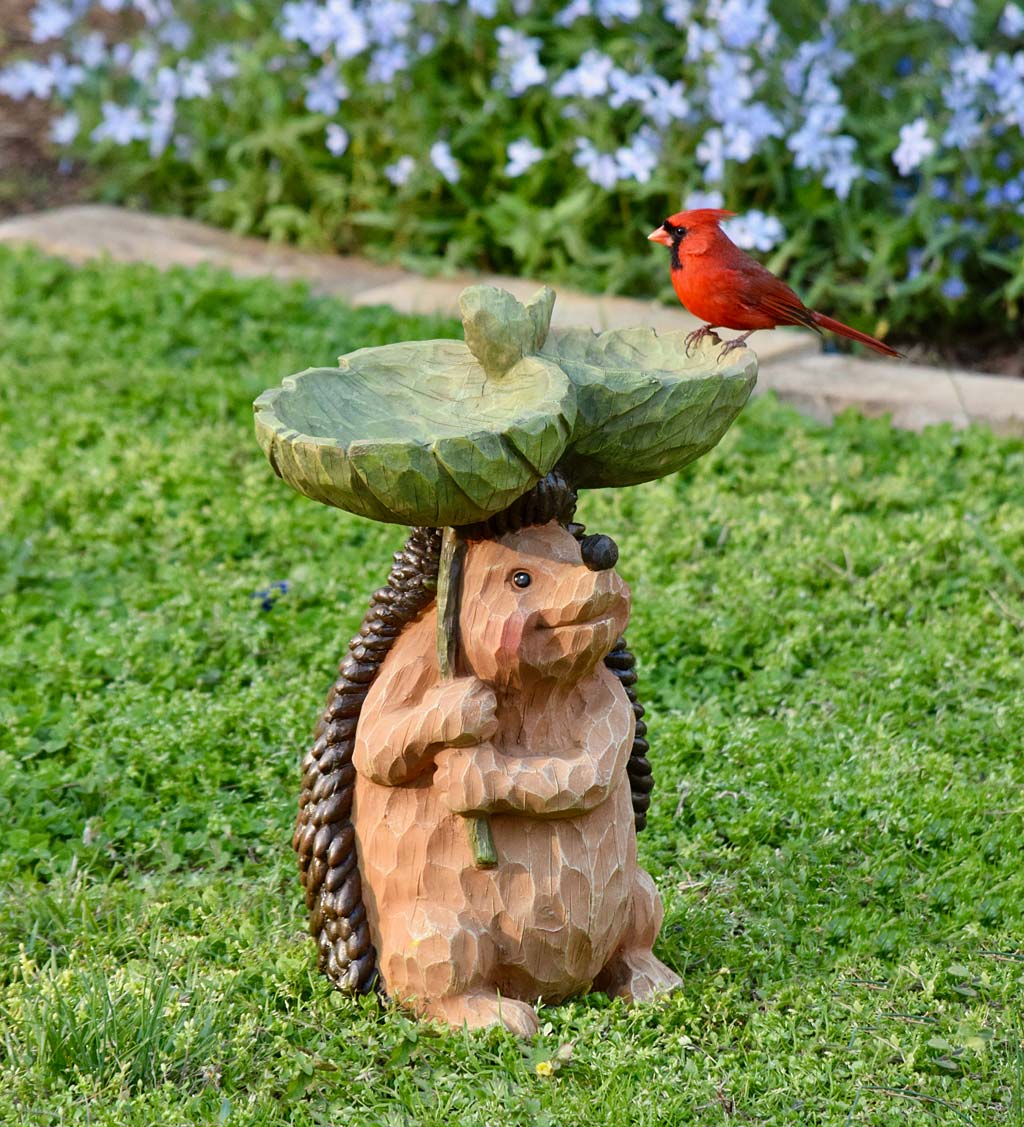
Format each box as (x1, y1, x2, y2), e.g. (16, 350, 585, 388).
(757, 353, 1024, 435)
(0, 205, 407, 298)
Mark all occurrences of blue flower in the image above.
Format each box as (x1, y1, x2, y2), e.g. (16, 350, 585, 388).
(823, 155, 861, 200)
(367, 45, 408, 85)
(177, 60, 211, 100)
(614, 127, 660, 184)
(430, 141, 460, 184)
(505, 137, 544, 177)
(642, 77, 691, 127)
(696, 127, 725, 182)
(31, 0, 77, 43)
(941, 276, 967, 300)
(595, 0, 641, 24)
(723, 210, 786, 252)
(385, 155, 415, 186)
(205, 45, 239, 82)
(892, 117, 935, 176)
(281, 0, 320, 45)
(251, 580, 290, 612)
(0, 55, 83, 100)
(91, 101, 148, 145)
(1001, 2, 1024, 36)
(896, 56, 914, 77)
(714, 0, 777, 52)
(943, 109, 983, 149)
(325, 123, 349, 156)
(608, 67, 654, 110)
(129, 46, 159, 83)
(158, 18, 193, 52)
(50, 110, 79, 144)
(304, 64, 348, 115)
(74, 31, 107, 68)
(663, 0, 692, 27)
(684, 188, 725, 209)
(573, 138, 620, 189)
(555, 0, 590, 24)
(495, 27, 546, 96)
(285, 0, 368, 59)
(147, 98, 175, 157)
(553, 50, 614, 99)
(906, 248, 926, 280)
(364, 0, 413, 46)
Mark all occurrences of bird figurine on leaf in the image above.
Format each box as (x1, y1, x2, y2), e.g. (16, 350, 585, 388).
(648, 208, 902, 360)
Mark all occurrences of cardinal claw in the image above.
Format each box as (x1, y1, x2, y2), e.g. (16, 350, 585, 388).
(717, 334, 752, 360)
(684, 325, 717, 357)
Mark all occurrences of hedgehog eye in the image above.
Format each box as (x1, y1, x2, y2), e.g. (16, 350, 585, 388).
(511, 570, 532, 589)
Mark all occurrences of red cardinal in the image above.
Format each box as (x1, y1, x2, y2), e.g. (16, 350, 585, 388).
(648, 209, 902, 359)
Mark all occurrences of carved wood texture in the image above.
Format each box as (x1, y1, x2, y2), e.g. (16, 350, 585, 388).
(351, 522, 680, 1034)
(293, 526, 441, 993)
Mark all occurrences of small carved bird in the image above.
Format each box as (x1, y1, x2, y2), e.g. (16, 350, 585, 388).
(648, 208, 902, 359)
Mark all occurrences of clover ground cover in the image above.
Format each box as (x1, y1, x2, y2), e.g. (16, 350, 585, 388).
(0, 248, 1022, 1125)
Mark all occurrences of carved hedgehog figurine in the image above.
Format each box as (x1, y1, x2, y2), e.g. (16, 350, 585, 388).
(293, 470, 679, 1035)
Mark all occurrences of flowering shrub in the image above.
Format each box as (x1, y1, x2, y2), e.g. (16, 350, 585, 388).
(2, 0, 1023, 341)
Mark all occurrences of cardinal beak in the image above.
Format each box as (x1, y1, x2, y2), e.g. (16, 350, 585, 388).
(647, 225, 672, 247)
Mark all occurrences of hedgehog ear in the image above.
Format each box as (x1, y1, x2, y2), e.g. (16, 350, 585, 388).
(580, 533, 618, 572)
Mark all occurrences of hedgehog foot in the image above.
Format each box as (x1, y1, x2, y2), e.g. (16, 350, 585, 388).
(595, 949, 681, 1002)
(425, 991, 539, 1038)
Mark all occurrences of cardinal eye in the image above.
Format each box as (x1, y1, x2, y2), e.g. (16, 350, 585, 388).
(511, 571, 532, 589)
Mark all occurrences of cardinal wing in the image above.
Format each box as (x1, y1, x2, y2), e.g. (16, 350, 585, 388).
(734, 261, 818, 331)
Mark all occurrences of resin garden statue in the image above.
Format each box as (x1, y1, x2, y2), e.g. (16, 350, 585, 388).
(254, 284, 757, 1036)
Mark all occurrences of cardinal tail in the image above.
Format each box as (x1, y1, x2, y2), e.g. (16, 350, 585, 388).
(811, 312, 904, 359)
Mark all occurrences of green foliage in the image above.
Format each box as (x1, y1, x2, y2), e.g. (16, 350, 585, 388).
(15, 0, 1023, 343)
(2, 247, 1024, 1125)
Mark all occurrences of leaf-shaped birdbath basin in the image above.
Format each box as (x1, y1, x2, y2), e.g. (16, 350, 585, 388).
(542, 326, 756, 488)
(254, 284, 757, 526)
(255, 291, 575, 526)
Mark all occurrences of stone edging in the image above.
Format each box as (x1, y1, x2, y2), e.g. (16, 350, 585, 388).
(2, 205, 1021, 436)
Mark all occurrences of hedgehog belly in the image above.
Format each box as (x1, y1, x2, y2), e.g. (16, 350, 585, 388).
(352, 777, 638, 1004)
(487, 780, 637, 1001)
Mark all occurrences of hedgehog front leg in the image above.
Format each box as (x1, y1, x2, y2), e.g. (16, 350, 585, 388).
(592, 869, 681, 1002)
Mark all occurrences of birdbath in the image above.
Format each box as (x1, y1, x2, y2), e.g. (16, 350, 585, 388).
(255, 284, 756, 1036)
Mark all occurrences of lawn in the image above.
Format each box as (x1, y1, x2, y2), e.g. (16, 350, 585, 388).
(1, 246, 1022, 1127)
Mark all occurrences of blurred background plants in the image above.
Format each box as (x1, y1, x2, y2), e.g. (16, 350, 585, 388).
(1, 0, 1023, 347)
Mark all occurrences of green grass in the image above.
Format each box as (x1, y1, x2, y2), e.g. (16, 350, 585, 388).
(1, 245, 1022, 1127)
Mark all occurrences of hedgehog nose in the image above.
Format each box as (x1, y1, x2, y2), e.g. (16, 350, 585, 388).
(580, 534, 618, 572)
